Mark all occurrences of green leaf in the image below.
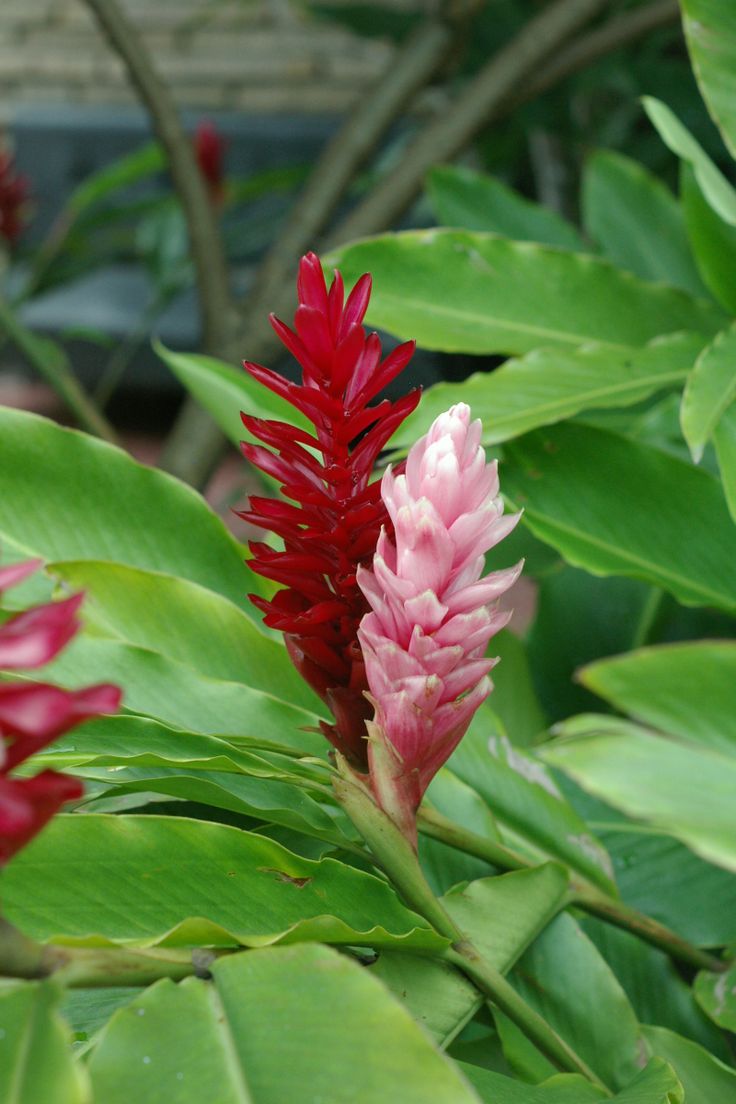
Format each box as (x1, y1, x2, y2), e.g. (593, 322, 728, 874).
(681, 322, 736, 461)
(597, 825, 736, 948)
(87, 945, 481, 1104)
(0, 407, 258, 611)
(680, 0, 736, 158)
(582, 150, 707, 296)
(581, 920, 730, 1060)
(59, 987, 141, 1043)
(463, 1058, 682, 1103)
(442, 864, 570, 972)
(681, 164, 736, 314)
(486, 631, 547, 746)
(508, 913, 645, 1092)
(458, 1062, 602, 1103)
(0, 981, 90, 1103)
(69, 142, 165, 214)
(642, 97, 736, 227)
(155, 342, 312, 451)
(389, 333, 705, 452)
(580, 642, 736, 757)
(449, 710, 616, 894)
(327, 231, 723, 356)
(694, 960, 736, 1032)
(543, 715, 736, 874)
(642, 1025, 736, 1104)
(420, 769, 502, 894)
(713, 400, 736, 522)
(49, 560, 322, 714)
(368, 952, 480, 1047)
(503, 422, 736, 614)
(40, 632, 324, 750)
(427, 165, 584, 250)
(3, 815, 447, 952)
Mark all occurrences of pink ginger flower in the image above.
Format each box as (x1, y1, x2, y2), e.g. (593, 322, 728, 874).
(0, 559, 121, 866)
(357, 403, 522, 846)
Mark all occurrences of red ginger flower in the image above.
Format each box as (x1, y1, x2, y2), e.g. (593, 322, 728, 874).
(0, 138, 29, 248)
(194, 120, 226, 207)
(240, 253, 420, 765)
(0, 559, 121, 866)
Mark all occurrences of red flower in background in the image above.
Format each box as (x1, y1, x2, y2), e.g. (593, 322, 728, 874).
(194, 120, 226, 207)
(0, 137, 29, 248)
(240, 253, 420, 765)
(0, 560, 121, 866)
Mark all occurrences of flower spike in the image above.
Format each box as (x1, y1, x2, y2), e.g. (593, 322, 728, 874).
(357, 403, 522, 846)
(0, 560, 122, 865)
(240, 253, 419, 764)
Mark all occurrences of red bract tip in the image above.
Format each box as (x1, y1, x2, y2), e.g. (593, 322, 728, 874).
(241, 254, 420, 766)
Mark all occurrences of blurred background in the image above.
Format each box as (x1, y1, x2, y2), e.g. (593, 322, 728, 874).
(0, 0, 726, 522)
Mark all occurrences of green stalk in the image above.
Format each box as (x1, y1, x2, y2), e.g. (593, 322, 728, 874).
(418, 806, 724, 974)
(332, 761, 612, 1094)
(0, 917, 223, 987)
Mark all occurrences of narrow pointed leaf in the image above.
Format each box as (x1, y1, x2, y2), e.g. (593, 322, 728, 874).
(681, 322, 736, 461)
(680, 0, 736, 158)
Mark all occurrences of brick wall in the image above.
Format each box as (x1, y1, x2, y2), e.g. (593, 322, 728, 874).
(0, 0, 419, 117)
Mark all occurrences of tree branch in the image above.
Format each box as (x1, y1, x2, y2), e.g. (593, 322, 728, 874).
(83, 0, 233, 358)
(326, 0, 614, 246)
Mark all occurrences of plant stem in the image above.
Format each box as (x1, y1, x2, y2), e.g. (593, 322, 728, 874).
(333, 761, 611, 1092)
(443, 942, 611, 1094)
(418, 806, 725, 973)
(630, 586, 665, 650)
(0, 917, 223, 987)
(0, 297, 119, 444)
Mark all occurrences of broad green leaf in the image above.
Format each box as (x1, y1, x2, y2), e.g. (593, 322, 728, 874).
(503, 422, 736, 614)
(458, 1062, 601, 1103)
(681, 322, 736, 461)
(327, 231, 723, 356)
(544, 715, 736, 873)
(680, 0, 736, 158)
(389, 333, 705, 452)
(449, 710, 616, 894)
(87, 945, 481, 1104)
(642, 1025, 736, 1104)
(40, 633, 324, 751)
(420, 769, 502, 894)
(713, 396, 736, 522)
(694, 961, 736, 1032)
(681, 164, 736, 314)
(60, 987, 141, 1043)
(427, 165, 584, 250)
(3, 815, 446, 952)
(526, 566, 650, 724)
(486, 630, 547, 746)
(50, 560, 322, 714)
(460, 1057, 682, 1104)
(508, 913, 645, 1092)
(443, 864, 570, 972)
(0, 981, 90, 1104)
(368, 952, 480, 1046)
(597, 823, 736, 948)
(582, 150, 707, 296)
(642, 97, 736, 226)
(581, 920, 730, 1059)
(0, 407, 257, 610)
(155, 342, 311, 451)
(580, 642, 736, 757)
